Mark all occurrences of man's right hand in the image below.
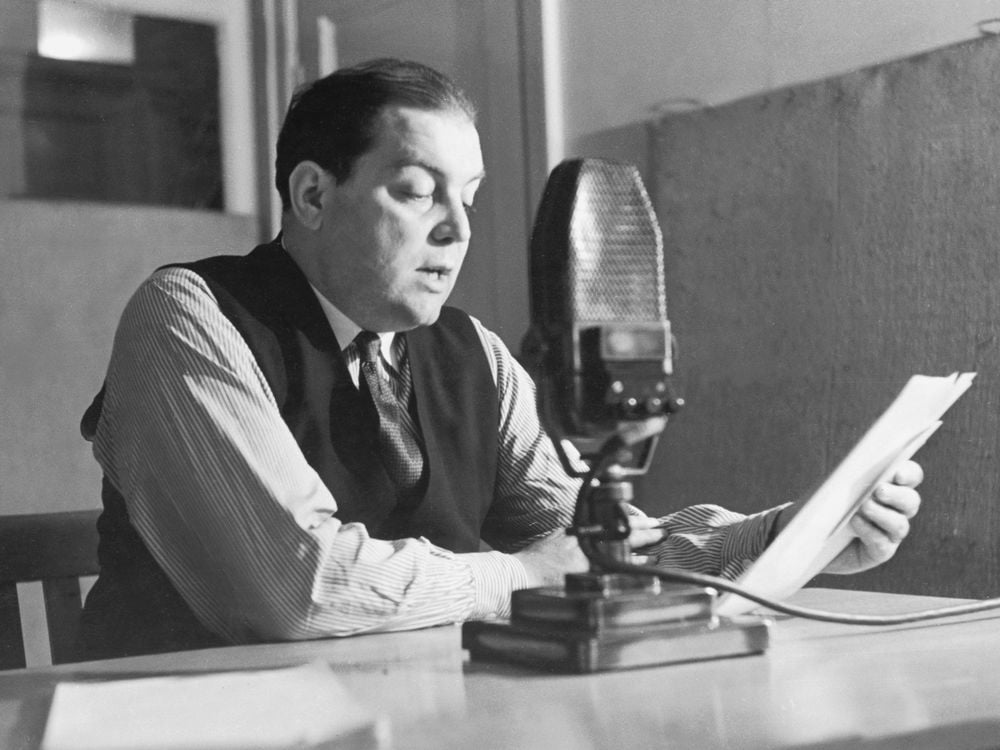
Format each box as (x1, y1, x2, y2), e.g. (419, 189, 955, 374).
(512, 528, 589, 586)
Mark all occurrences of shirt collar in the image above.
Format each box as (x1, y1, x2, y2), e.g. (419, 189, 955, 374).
(308, 284, 396, 361)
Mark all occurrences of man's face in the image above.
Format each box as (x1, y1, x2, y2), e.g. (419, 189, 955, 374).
(312, 106, 485, 332)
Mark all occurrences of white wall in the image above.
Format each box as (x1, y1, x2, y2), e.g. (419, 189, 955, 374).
(0, 200, 257, 515)
(555, 0, 1000, 160)
(0, 0, 260, 517)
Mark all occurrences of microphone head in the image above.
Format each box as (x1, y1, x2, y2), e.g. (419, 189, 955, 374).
(523, 158, 677, 445)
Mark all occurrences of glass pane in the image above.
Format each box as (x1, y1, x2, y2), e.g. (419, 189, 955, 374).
(4, 0, 224, 210)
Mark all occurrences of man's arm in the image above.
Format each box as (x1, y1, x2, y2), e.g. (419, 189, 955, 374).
(92, 268, 522, 642)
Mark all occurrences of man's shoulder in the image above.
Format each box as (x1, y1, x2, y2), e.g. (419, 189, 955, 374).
(124, 242, 279, 326)
(155, 241, 314, 322)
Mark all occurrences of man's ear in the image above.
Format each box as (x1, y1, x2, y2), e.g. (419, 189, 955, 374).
(287, 161, 330, 230)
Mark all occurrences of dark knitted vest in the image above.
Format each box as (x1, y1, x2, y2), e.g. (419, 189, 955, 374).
(79, 240, 499, 658)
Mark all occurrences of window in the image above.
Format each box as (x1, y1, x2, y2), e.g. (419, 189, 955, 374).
(0, 0, 254, 214)
(24, 0, 222, 209)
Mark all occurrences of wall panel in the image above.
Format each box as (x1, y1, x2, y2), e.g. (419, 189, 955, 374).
(648, 36, 1000, 597)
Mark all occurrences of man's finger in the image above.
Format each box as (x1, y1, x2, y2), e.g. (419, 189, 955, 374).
(628, 527, 666, 548)
(892, 459, 924, 488)
(872, 483, 921, 518)
(857, 498, 911, 545)
(628, 516, 664, 531)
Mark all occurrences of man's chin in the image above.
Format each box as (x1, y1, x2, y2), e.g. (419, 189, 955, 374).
(413, 308, 443, 328)
(392, 303, 445, 331)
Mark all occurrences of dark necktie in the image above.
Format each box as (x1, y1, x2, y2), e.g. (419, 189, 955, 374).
(354, 331, 425, 491)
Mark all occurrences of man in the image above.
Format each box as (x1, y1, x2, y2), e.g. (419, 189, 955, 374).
(79, 58, 922, 659)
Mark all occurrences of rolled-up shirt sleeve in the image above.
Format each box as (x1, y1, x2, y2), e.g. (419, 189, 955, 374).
(637, 504, 786, 580)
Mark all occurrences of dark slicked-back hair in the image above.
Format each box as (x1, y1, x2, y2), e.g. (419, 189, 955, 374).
(275, 58, 477, 210)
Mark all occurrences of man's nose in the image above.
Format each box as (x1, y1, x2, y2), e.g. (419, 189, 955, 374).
(432, 198, 472, 244)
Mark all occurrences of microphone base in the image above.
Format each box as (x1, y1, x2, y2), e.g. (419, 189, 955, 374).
(462, 577, 770, 673)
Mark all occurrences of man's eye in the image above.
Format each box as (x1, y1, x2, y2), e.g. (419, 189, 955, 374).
(463, 203, 477, 216)
(405, 191, 433, 203)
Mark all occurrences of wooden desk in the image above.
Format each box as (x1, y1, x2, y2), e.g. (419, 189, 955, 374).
(3, 588, 1000, 749)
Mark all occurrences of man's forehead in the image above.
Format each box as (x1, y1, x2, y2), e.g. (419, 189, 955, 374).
(375, 106, 484, 176)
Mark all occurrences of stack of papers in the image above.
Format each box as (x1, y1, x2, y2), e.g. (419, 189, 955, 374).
(716, 372, 975, 617)
(41, 662, 387, 750)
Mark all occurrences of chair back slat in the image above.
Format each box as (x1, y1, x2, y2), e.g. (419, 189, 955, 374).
(0, 510, 101, 670)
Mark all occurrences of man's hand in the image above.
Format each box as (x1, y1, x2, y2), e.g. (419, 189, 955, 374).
(625, 516, 669, 549)
(776, 459, 924, 576)
(512, 529, 589, 586)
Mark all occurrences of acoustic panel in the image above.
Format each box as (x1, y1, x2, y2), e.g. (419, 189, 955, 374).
(649, 35, 1000, 597)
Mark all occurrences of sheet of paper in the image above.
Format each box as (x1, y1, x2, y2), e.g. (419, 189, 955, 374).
(41, 661, 387, 750)
(715, 372, 975, 618)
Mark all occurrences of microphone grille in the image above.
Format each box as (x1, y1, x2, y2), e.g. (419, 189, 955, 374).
(570, 161, 665, 323)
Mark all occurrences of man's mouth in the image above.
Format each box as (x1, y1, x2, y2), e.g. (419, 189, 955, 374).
(419, 266, 451, 281)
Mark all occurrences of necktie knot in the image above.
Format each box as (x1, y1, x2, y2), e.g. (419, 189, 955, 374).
(355, 331, 382, 366)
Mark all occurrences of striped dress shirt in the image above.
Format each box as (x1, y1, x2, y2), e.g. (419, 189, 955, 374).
(89, 266, 782, 644)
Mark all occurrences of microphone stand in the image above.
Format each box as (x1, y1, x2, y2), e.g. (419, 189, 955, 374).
(462, 416, 772, 673)
(561, 417, 672, 600)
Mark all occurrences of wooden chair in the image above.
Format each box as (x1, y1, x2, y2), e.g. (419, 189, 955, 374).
(0, 510, 101, 669)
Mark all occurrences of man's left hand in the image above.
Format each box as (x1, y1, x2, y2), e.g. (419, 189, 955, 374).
(821, 459, 924, 575)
